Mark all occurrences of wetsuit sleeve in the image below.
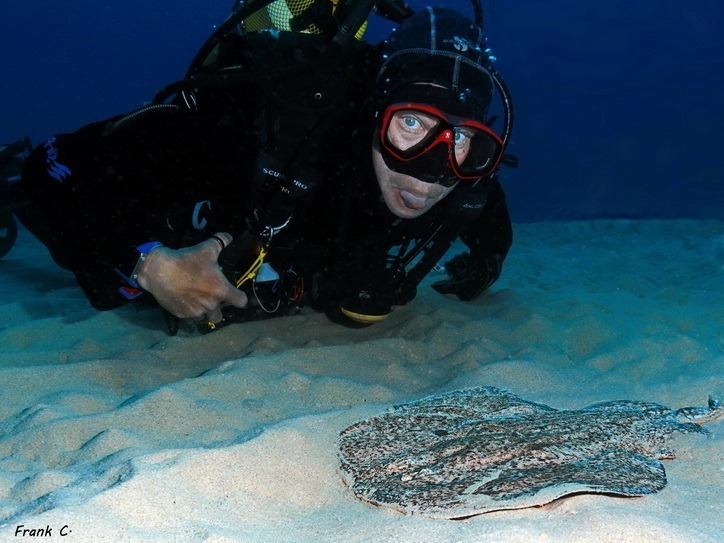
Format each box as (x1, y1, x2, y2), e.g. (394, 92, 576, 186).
(432, 178, 513, 301)
(18, 122, 158, 309)
(16, 109, 214, 310)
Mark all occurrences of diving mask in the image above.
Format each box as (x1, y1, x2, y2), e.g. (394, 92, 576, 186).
(379, 103, 504, 187)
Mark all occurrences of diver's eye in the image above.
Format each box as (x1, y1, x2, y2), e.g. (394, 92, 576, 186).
(452, 128, 475, 163)
(401, 115, 422, 131)
(454, 128, 472, 146)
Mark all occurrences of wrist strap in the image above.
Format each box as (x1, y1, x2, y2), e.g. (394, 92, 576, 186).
(115, 241, 164, 299)
(130, 241, 164, 286)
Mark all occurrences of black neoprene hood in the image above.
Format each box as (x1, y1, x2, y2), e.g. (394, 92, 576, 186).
(375, 6, 494, 121)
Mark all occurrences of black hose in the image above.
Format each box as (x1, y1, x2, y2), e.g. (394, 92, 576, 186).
(471, 0, 484, 29)
(374, 0, 414, 23)
(333, 0, 377, 46)
(186, 0, 277, 78)
(489, 67, 514, 147)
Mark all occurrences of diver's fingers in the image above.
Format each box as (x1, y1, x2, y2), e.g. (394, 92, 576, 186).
(206, 306, 225, 324)
(225, 285, 248, 309)
(207, 232, 247, 309)
(204, 232, 232, 258)
(206, 284, 248, 323)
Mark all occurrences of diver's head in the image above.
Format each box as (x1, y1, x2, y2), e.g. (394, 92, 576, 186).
(372, 7, 504, 218)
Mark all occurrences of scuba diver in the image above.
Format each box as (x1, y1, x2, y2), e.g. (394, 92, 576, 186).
(0, 0, 517, 333)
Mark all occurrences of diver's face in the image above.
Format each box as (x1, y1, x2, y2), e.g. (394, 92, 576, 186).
(371, 134, 456, 219)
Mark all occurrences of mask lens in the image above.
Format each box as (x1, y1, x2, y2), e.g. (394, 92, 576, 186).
(453, 127, 504, 178)
(381, 104, 504, 182)
(385, 109, 442, 154)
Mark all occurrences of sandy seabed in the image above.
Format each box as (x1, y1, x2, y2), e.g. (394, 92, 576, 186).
(0, 219, 722, 543)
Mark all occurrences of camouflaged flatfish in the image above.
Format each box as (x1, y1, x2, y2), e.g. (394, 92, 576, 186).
(338, 387, 722, 518)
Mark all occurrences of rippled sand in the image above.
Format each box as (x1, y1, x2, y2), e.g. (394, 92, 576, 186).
(1, 220, 722, 542)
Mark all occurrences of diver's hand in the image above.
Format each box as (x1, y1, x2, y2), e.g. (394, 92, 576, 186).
(135, 232, 248, 322)
(432, 251, 503, 301)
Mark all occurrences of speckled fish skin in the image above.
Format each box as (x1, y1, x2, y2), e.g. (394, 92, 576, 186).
(338, 387, 722, 518)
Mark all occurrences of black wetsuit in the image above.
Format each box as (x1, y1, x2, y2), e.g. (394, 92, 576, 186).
(15, 33, 513, 323)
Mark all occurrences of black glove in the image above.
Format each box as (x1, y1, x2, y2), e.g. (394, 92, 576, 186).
(0, 138, 31, 182)
(1, 138, 32, 217)
(432, 251, 503, 301)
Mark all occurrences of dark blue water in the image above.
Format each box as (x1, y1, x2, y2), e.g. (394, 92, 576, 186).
(2, 1, 722, 221)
